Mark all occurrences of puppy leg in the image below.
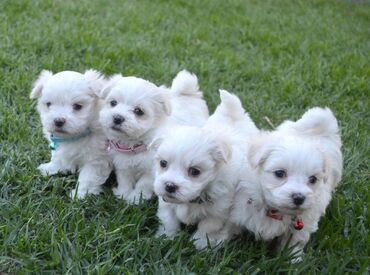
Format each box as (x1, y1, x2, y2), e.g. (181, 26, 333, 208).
(192, 217, 229, 249)
(125, 172, 154, 204)
(38, 153, 75, 176)
(112, 168, 135, 200)
(38, 162, 62, 176)
(71, 162, 112, 199)
(155, 199, 180, 238)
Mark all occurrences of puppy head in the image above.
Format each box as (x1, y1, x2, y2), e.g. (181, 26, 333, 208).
(248, 134, 327, 215)
(153, 126, 231, 204)
(98, 75, 171, 141)
(30, 70, 104, 136)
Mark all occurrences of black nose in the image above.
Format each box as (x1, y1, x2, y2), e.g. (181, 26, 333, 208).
(165, 182, 178, 194)
(54, 118, 66, 128)
(113, 115, 125, 125)
(292, 193, 306, 206)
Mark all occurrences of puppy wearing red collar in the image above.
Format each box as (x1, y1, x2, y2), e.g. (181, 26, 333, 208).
(231, 107, 342, 262)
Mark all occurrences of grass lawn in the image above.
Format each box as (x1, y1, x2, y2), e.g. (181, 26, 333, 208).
(0, 0, 369, 273)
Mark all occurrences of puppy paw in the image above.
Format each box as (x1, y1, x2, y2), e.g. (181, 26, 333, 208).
(291, 255, 303, 264)
(192, 231, 224, 250)
(125, 189, 152, 205)
(155, 225, 176, 239)
(70, 188, 90, 200)
(193, 236, 208, 250)
(37, 163, 59, 176)
(112, 187, 126, 199)
(70, 187, 101, 199)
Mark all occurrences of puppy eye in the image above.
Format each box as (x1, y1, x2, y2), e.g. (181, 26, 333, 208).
(309, 176, 317, 184)
(134, 107, 144, 116)
(73, 103, 83, 111)
(188, 167, 201, 177)
(160, 160, 167, 168)
(274, 170, 287, 179)
(110, 100, 117, 107)
(46, 102, 51, 107)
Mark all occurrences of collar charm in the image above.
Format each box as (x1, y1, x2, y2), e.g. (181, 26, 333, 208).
(293, 217, 304, 230)
(49, 128, 92, 151)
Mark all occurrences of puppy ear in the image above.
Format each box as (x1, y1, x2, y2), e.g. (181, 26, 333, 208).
(158, 89, 172, 115)
(99, 74, 122, 99)
(152, 88, 171, 116)
(248, 141, 272, 169)
(84, 69, 106, 97)
(211, 138, 232, 163)
(30, 70, 53, 99)
(148, 136, 164, 151)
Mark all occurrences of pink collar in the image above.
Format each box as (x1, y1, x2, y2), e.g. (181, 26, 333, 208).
(266, 209, 304, 230)
(106, 140, 147, 155)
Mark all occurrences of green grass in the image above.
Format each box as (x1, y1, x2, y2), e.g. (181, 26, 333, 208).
(0, 0, 369, 273)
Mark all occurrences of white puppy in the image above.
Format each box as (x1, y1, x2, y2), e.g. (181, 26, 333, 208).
(30, 70, 112, 198)
(231, 107, 342, 262)
(98, 70, 209, 204)
(154, 90, 259, 249)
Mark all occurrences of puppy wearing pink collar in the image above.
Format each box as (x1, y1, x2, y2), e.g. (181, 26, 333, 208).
(98, 71, 209, 204)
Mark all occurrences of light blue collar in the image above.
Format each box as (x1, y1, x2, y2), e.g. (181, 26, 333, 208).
(49, 128, 92, 150)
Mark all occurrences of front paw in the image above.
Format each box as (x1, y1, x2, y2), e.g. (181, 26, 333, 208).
(125, 190, 152, 205)
(37, 163, 59, 176)
(291, 255, 303, 264)
(112, 187, 127, 199)
(155, 225, 177, 239)
(70, 188, 88, 199)
(192, 235, 208, 250)
(192, 231, 224, 250)
(70, 186, 101, 200)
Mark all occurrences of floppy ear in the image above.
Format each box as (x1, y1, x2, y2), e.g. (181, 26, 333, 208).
(99, 74, 122, 99)
(148, 136, 164, 151)
(153, 88, 172, 116)
(248, 141, 273, 169)
(210, 137, 232, 163)
(84, 69, 106, 97)
(30, 70, 53, 99)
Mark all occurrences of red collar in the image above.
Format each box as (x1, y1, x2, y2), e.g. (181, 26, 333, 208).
(266, 209, 304, 230)
(266, 209, 283, 220)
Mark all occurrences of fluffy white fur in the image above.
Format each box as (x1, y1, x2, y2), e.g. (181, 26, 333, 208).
(98, 70, 209, 204)
(231, 107, 342, 262)
(31, 70, 113, 198)
(154, 90, 259, 249)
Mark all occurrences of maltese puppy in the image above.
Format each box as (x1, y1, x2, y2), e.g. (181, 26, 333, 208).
(98, 70, 209, 204)
(154, 90, 259, 249)
(231, 107, 342, 262)
(30, 70, 113, 198)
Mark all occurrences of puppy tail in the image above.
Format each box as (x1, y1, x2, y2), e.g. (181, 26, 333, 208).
(84, 69, 106, 96)
(171, 70, 202, 98)
(208, 90, 258, 134)
(278, 107, 341, 144)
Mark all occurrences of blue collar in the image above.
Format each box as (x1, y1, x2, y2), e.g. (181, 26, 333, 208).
(49, 128, 92, 150)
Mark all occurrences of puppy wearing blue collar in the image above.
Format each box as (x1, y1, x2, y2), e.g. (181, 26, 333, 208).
(30, 69, 113, 199)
